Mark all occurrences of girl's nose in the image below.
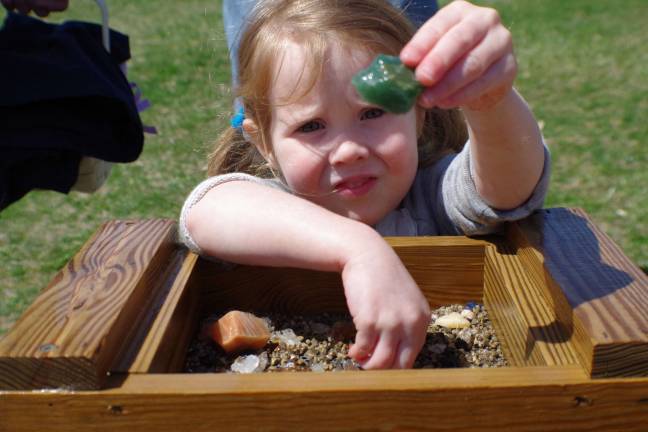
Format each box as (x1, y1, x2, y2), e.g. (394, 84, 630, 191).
(329, 138, 370, 166)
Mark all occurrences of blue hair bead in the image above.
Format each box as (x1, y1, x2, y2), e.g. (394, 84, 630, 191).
(230, 107, 245, 130)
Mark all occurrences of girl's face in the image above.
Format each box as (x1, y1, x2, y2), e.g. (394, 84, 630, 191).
(263, 40, 419, 226)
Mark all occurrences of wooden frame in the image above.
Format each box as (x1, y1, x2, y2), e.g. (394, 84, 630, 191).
(1, 208, 647, 431)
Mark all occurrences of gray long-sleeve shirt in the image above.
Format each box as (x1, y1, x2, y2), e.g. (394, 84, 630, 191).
(179, 141, 550, 255)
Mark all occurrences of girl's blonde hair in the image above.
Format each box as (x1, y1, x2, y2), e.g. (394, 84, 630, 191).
(208, 0, 467, 177)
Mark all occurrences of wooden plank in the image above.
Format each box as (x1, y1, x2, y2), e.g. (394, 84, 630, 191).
(483, 243, 547, 367)
(0, 219, 178, 390)
(511, 208, 648, 377)
(388, 236, 485, 306)
(122, 253, 200, 374)
(1, 367, 648, 431)
(128, 238, 484, 373)
(198, 263, 348, 316)
(483, 240, 580, 368)
(197, 237, 485, 315)
(2, 209, 648, 431)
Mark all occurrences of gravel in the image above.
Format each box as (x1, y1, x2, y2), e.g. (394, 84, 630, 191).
(184, 303, 507, 373)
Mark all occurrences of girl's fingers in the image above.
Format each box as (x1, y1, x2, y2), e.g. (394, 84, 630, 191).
(360, 332, 398, 369)
(414, 11, 492, 87)
(394, 318, 428, 369)
(400, 2, 464, 67)
(419, 25, 513, 107)
(434, 54, 516, 110)
(348, 326, 377, 362)
(394, 342, 419, 369)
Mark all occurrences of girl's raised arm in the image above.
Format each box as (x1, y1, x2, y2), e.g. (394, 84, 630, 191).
(401, 0, 545, 210)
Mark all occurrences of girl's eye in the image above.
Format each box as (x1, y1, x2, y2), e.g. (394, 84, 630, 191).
(361, 108, 385, 120)
(297, 120, 324, 133)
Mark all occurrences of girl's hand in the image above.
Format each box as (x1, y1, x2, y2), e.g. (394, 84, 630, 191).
(400, 0, 516, 112)
(343, 242, 430, 369)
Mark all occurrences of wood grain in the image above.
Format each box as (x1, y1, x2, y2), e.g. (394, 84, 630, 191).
(113, 250, 195, 374)
(389, 236, 485, 307)
(155, 238, 485, 372)
(1, 367, 648, 431)
(0, 219, 178, 390)
(196, 237, 485, 316)
(511, 208, 648, 377)
(483, 242, 546, 367)
(124, 252, 200, 374)
(483, 239, 580, 368)
(2, 210, 648, 430)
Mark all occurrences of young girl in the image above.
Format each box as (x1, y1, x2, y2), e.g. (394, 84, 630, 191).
(180, 0, 549, 370)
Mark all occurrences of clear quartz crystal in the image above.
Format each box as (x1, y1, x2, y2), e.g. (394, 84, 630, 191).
(334, 359, 360, 371)
(342, 359, 360, 370)
(231, 352, 268, 373)
(310, 362, 326, 373)
(271, 329, 300, 346)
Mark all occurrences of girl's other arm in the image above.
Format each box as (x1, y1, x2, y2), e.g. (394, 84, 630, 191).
(462, 89, 544, 210)
(401, 0, 544, 210)
(185, 180, 430, 369)
(186, 180, 366, 270)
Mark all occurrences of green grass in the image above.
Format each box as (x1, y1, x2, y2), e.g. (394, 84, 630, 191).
(0, 0, 230, 333)
(1, 0, 646, 335)
(493, 0, 648, 269)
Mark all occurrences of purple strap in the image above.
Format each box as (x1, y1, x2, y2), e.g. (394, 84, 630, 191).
(130, 81, 158, 134)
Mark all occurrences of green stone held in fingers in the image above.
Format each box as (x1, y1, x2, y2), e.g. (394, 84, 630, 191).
(352, 54, 423, 114)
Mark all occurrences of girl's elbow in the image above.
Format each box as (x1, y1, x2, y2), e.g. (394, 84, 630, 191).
(478, 181, 538, 211)
(184, 204, 211, 249)
(185, 207, 199, 237)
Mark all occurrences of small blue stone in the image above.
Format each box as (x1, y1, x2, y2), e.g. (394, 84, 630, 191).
(465, 301, 479, 309)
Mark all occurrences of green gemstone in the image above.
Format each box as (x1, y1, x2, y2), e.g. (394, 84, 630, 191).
(352, 54, 423, 114)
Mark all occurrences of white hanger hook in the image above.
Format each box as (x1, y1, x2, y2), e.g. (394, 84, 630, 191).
(94, 0, 109, 52)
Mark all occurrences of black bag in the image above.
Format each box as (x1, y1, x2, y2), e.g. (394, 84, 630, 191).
(0, 12, 144, 210)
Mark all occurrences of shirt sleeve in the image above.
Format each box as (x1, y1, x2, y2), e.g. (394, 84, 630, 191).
(441, 140, 551, 235)
(178, 173, 284, 255)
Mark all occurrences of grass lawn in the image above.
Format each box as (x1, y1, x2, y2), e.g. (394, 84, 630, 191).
(1, 0, 646, 335)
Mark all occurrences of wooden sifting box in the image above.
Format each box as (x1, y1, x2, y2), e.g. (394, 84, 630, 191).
(1, 207, 647, 431)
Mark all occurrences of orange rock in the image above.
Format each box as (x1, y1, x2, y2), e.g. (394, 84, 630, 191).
(210, 311, 270, 354)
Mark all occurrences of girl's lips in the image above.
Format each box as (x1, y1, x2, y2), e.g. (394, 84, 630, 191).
(334, 176, 377, 198)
